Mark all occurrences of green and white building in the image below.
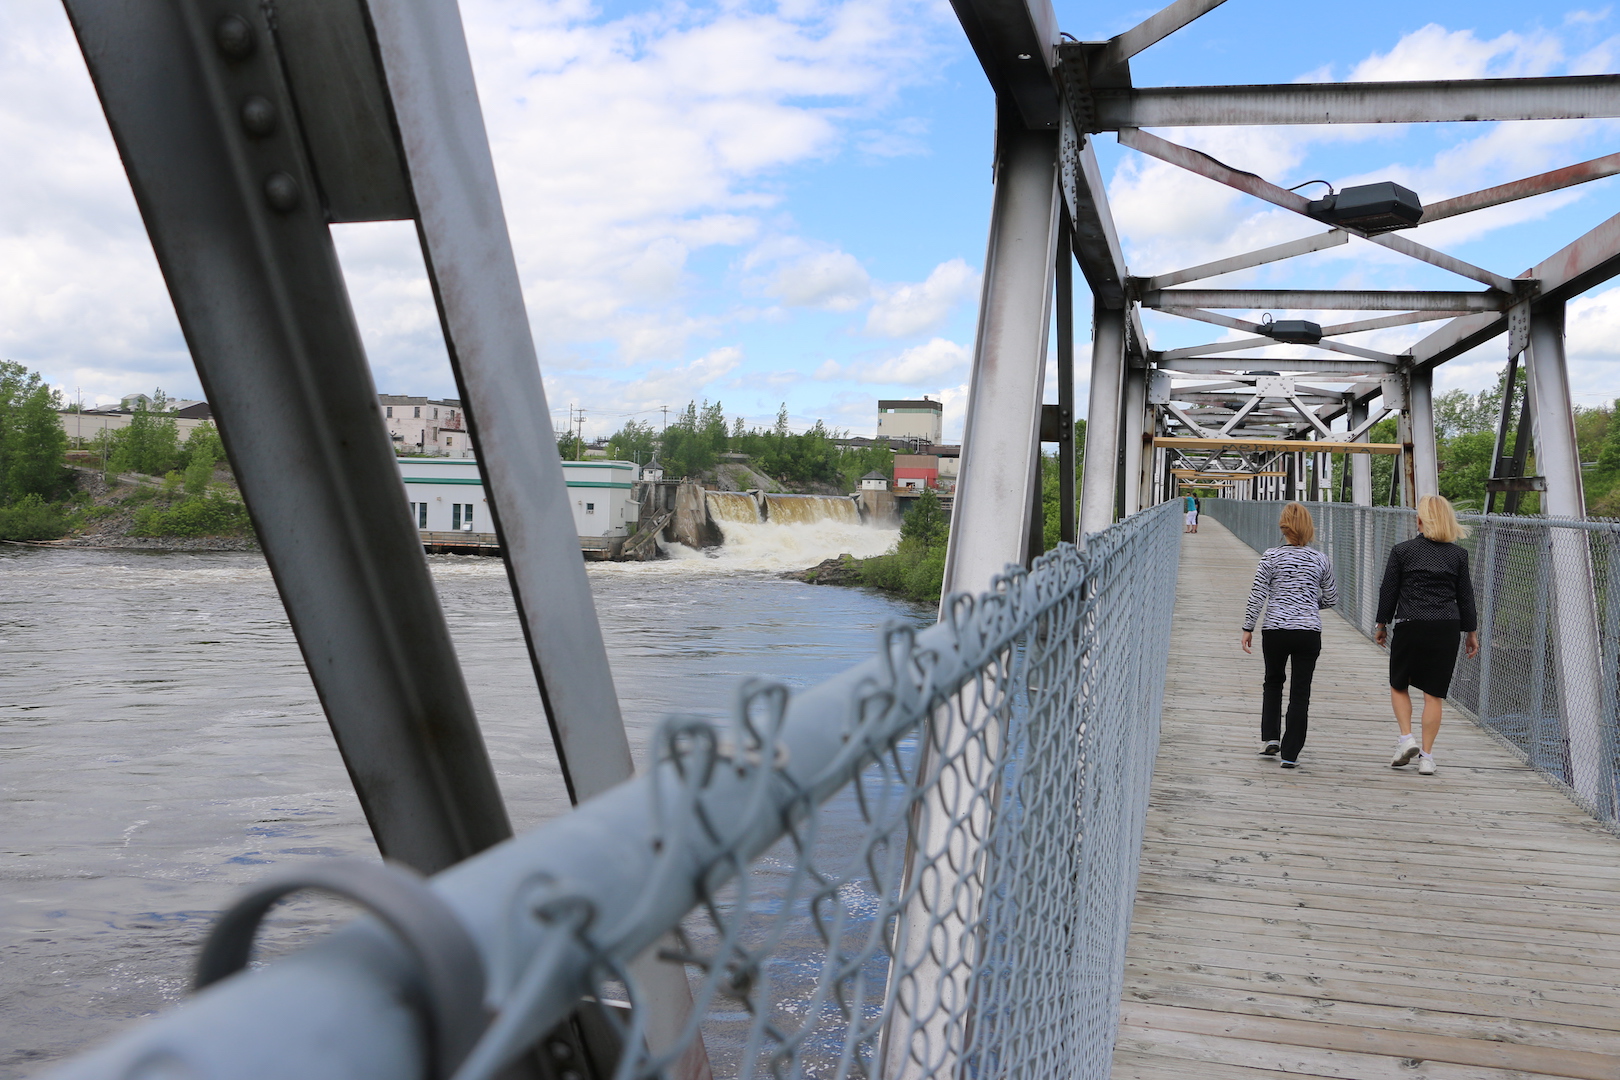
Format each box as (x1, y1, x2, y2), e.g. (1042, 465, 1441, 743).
(397, 457, 641, 537)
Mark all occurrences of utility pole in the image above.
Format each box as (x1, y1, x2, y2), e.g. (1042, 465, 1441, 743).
(661, 404, 669, 432)
(575, 406, 586, 460)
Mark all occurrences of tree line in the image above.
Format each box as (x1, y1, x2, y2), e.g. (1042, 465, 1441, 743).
(589, 401, 897, 491)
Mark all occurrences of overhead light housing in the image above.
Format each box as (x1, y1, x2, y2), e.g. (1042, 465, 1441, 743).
(1257, 316, 1323, 345)
(1307, 181, 1423, 233)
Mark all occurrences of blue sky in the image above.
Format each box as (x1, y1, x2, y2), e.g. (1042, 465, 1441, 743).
(2, 0, 1618, 441)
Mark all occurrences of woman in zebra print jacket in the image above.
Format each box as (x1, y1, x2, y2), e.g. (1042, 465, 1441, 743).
(1240, 502, 1339, 769)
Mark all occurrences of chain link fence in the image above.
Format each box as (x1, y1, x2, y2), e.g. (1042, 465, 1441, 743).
(50, 501, 1183, 1080)
(1204, 499, 1620, 826)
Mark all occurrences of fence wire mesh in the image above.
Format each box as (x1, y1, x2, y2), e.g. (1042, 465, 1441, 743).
(1204, 499, 1620, 826)
(506, 501, 1183, 1080)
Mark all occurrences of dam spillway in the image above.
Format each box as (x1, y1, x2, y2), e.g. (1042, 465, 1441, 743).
(702, 490, 861, 527)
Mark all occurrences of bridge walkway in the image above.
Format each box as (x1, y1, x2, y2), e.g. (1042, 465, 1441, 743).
(1113, 518, 1620, 1080)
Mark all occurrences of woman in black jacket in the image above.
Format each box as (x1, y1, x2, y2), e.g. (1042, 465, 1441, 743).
(1375, 495, 1480, 776)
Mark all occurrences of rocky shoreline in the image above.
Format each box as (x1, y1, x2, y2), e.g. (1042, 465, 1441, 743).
(784, 554, 861, 585)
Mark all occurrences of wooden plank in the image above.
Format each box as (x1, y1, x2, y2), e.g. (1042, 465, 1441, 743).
(1122, 1003, 1620, 1080)
(1113, 518, 1620, 1080)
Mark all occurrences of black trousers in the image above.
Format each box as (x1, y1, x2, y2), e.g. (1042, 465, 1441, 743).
(1261, 629, 1322, 762)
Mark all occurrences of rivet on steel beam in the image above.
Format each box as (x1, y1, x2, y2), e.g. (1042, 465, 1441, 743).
(548, 1041, 573, 1060)
(215, 16, 255, 59)
(263, 172, 300, 212)
(240, 95, 277, 137)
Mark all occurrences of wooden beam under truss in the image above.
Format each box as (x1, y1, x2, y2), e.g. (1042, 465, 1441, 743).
(1157, 436, 1401, 455)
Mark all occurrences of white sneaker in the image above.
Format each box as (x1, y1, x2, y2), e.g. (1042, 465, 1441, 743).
(1418, 755, 1437, 776)
(1260, 740, 1281, 756)
(1391, 735, 1420, 768)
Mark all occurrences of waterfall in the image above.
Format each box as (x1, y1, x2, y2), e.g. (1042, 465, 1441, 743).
(705, 491, 763, 523)
(674, 489, 894, 570)
(762, 494, 860, 525)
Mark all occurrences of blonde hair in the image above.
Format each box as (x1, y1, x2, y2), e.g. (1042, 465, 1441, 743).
(1417, 494, 1468, 543)
(1279, 502, 1315, 546)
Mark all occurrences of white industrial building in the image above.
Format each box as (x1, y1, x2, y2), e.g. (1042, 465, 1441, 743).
(875, 398, 943, 448)
(397, 457, 641, 537)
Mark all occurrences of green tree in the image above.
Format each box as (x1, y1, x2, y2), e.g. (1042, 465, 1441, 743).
(4, 382, 68, 501)
(698, 400, 729, 453)
(177, 420, 225, 471)
(109, 390, 180, 476)
(900, 487, 947, 548)
(606, 419, 658, 463)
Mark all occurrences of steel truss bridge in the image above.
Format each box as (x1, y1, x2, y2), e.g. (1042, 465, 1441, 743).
(36, 0, 1620, 1077)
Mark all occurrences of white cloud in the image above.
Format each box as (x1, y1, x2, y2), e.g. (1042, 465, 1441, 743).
(771, 250, 873, 310)
(818, 337, 969, 385)
(0, 0, 952, 400)
(865, 258, 980, 337)
(1348, 24, 1561, 82)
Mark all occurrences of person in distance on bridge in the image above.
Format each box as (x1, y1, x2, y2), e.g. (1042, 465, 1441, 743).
(1376, 494, 1480, 777)
(1184, 492, 1201, 533)
(1240, 502, 1339, 770)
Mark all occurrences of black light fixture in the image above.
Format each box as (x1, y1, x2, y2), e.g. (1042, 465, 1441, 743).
(1306, 181, 1423, 233)
(1257, 313, 1322, 345)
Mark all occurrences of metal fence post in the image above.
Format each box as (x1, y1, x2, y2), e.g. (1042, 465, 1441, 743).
(1121, 365, 1148, 516)
(1057, 220, 1077, 544)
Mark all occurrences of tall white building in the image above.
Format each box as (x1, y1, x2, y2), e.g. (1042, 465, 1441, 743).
(876, 398, 942, 448)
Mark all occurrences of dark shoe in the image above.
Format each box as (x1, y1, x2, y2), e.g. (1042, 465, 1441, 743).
(1260, 740, 1281, 756)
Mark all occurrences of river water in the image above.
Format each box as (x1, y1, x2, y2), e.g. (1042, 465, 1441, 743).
(0, 517, 916, 1076)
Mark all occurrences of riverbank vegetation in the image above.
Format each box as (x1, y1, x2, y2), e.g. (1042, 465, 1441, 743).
(0, 371, 254, 544)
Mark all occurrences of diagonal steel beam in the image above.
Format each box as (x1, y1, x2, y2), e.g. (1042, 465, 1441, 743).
(1148, 289, 1508, 310)
(1095, 75, 1620, 128)
(1142, 230, 1346, 289)
(1118, 128, 1516, 290)
(1061, 113, 1129, 307)
(1159, 334, 1399, 363)
(1096, 0, 1230, 69)
(948, 0, 1061, 128)
(1411, 209, 1620, 368)
(1423, 151, 1620, 222)
(1317, 310, 1472, 335)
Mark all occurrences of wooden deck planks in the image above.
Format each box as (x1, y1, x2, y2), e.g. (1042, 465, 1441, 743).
(1112, 519, 1620, 1080)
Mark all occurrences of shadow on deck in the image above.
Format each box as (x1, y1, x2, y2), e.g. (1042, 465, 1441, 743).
(1114, 517, 1620, 1080)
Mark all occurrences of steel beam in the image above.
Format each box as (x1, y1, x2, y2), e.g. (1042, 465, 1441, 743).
(63, 0, 509, 875)
(1159, 335, 1398, 364)
(368, 0, 634, 806)
(1348, 399, 1372, 506)
(1081, 305, 1127, 534)
(948, 0, 1060, 129)
(1061, 115, 1130, 307)
(1142, 230, 1346, 290)
(1118, 128, 1515, 290)
(1147, 289, 1508, 311)
(1092, 75, 1620, 128)
(1155, 436, 1400, 455)
(1319, 310, 1472, 336)
(1423, 151, 1620, 222)
(1412, 211, 1620, 369)
(1525, 305, 1588, 519)
(944, 120, 1060, 591)
(1524, 303, 1607, 811)
(1122, 367, 1148, 515)
(1097, 0, 1229, 69)
(1408, 367, 1439, 500)
(1056, 220, 1077, 543)
(1155, 357, 1395, 375)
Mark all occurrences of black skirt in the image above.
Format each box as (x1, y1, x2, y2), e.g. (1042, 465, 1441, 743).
(1390, 619, 1463, 698)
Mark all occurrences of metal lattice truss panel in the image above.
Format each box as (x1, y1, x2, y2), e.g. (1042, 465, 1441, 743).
(952, 0, 1620, 504)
